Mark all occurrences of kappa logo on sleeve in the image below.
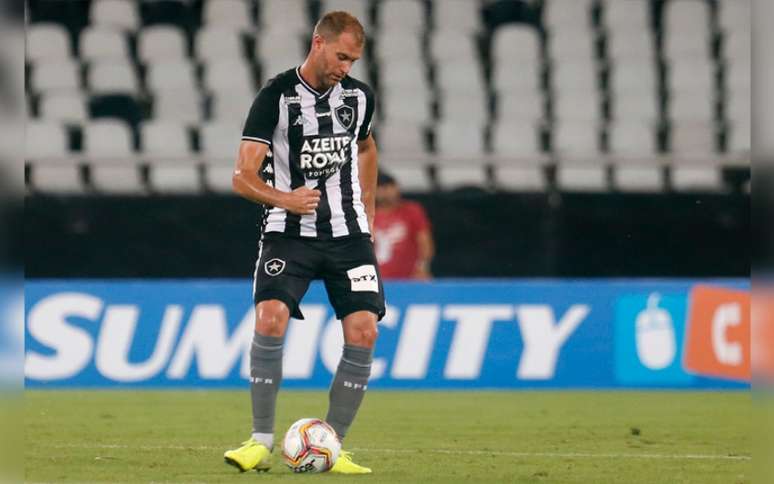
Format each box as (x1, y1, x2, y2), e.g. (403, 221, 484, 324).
(346, 265, 378, 293)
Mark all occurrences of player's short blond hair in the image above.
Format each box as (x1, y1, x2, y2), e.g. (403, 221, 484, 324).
(314, 11, 365, 45)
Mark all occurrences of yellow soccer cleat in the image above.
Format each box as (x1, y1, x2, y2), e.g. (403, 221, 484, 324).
(223, 438, 272, 473)
(329, 450, 372, 474)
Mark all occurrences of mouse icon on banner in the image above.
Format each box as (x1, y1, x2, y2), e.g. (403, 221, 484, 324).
(635, 293, 677, 370)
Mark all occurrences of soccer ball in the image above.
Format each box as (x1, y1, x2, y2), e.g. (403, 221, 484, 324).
(281, 418, 341, 473)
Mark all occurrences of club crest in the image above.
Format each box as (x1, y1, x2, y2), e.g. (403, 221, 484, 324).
(264, 258, 286, 276)
(334, 104, 355, 129)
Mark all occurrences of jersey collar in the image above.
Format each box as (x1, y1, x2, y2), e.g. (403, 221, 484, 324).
(296, 67, 335, 99)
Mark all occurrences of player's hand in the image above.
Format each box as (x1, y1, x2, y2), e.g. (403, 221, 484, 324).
(281, 186, 321, 215)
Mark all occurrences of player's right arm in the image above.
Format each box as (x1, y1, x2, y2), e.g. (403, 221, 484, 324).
(232, 141, 320, 215)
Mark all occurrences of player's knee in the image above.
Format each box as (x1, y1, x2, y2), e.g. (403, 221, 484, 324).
(346, 319, 379, 348)
(255, 300, 289, 337)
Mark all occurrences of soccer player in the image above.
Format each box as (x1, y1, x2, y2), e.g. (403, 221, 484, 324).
(223, 11, 382, 475)
(374, 172, 435, 280)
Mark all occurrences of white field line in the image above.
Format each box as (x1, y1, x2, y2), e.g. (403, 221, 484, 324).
(44, 443, 750, 462)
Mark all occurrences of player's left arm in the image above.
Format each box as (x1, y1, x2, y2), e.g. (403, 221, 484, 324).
(357, 134, 378, 239)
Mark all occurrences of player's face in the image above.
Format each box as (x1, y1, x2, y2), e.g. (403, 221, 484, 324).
(318, 31, 362, 87)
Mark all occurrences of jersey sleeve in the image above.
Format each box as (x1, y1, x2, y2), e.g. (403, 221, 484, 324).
(242, 81, 282, 145)
(357, 86, 376, 141)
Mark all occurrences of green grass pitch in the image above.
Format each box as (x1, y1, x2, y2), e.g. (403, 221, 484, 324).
(26, 390, 749, 483)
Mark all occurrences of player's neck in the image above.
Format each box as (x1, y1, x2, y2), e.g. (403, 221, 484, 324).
(299, 60, 329, 93)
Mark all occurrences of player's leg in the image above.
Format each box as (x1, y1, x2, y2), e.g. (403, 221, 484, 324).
(322, 236, 385, 474)
(326, 310, 378, 440)
(249, 299, 291, 450)
(225, 236, 314, 472)
(224, 299, 290, 472)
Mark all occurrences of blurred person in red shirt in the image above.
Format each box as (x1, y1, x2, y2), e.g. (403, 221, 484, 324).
(374, 172, 434, 280)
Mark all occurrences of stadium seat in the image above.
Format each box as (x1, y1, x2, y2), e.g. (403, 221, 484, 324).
(491, 25, 541, 63)
(553, 90, 602, 122)
(203, 0, 253, 30)
(89, 61, 139, 94)
(30, 161, 85, 194)
(83, 119, 134, 157)
(196, 28, 245, 61)
(200, 122, 242, 161)
(27, 23, 71, 62)
(434, 121, 486, 159)
(726, 58, 751, 92)
(429, 31, 478, 63)
(669, 90, 716, 123)
(30, 60, 81, 93)
(493, 165, 546, 192)
(671, 166, 723, 192)
(610, 59, 658, 94)
(83, 120, 143, 193)
(610, 89, 659, 122)
(491, 121, 543, 158)
(435, 165, 488, 191)
(380, 87, 432, 123)
(140, 121, 191, 158)
(378, 0, 425, 32)
(379, 59, 428, 90)
(670, 121, 718, 157)
(146, 60, 198, 92)
(492, 58, 541, 91)
(662, 30, 710, 60)
(552, 122, 601, 158)
(662, 0, 711, 59)
(39, 91, 88, 123)
(607, 121, 659, 158)
(204, 58, 255, 93)
(543, 0, 594, 33)
(497, 90, 545, 122)
(256, 31, 306, 65)
(137, 26, 188, 62)
(375, 30, 423, 63)
(726, 88, 750, 127)
(724, 30, 751, 61)
(439, 92, 488, 124)
(549, 29, 595, 61)
(552, 60, 598, 92)
(669, 58, 715, 92)
(613, 165, 664, 192)
(89, 94, 143, 126)
(210, 87, 255, 123)
(321, 0, 373, 30)
(602, 0, 651, 33)
(375, 121, 427, 155)
(149, 161, 202, 193)
(556, 164, 608, 191)
(142, 121, 199, 193)
(26, 121, 70, 160)
(203, 162, 234, 192)
(606, 30, 655, 60)
(434, 61, 485, 93)
(727, 119, 750, 154)
(90, 0, 140, 31)
(718, 0, 750, 33)
(432, 0, 482, 32)
(261, 58, 303, 83)
(259, 0, 310, 34)
(380, 163, 431, 192)
(79, 26, 130, 61)
(152, 89, 203, 124)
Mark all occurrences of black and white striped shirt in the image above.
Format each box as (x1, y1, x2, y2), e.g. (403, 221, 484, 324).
(242, 67, 376, 240)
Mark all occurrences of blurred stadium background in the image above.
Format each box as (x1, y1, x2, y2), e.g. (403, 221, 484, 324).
(23, 0, 752, 482)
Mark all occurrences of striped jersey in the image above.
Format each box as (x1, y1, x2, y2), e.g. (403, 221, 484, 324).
(242, 67, 376, 240)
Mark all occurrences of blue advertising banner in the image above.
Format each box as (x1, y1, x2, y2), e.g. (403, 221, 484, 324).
(25, 279, 749, 389)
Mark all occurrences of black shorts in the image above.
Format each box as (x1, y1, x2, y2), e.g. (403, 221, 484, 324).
(252, 233, 386, 321)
